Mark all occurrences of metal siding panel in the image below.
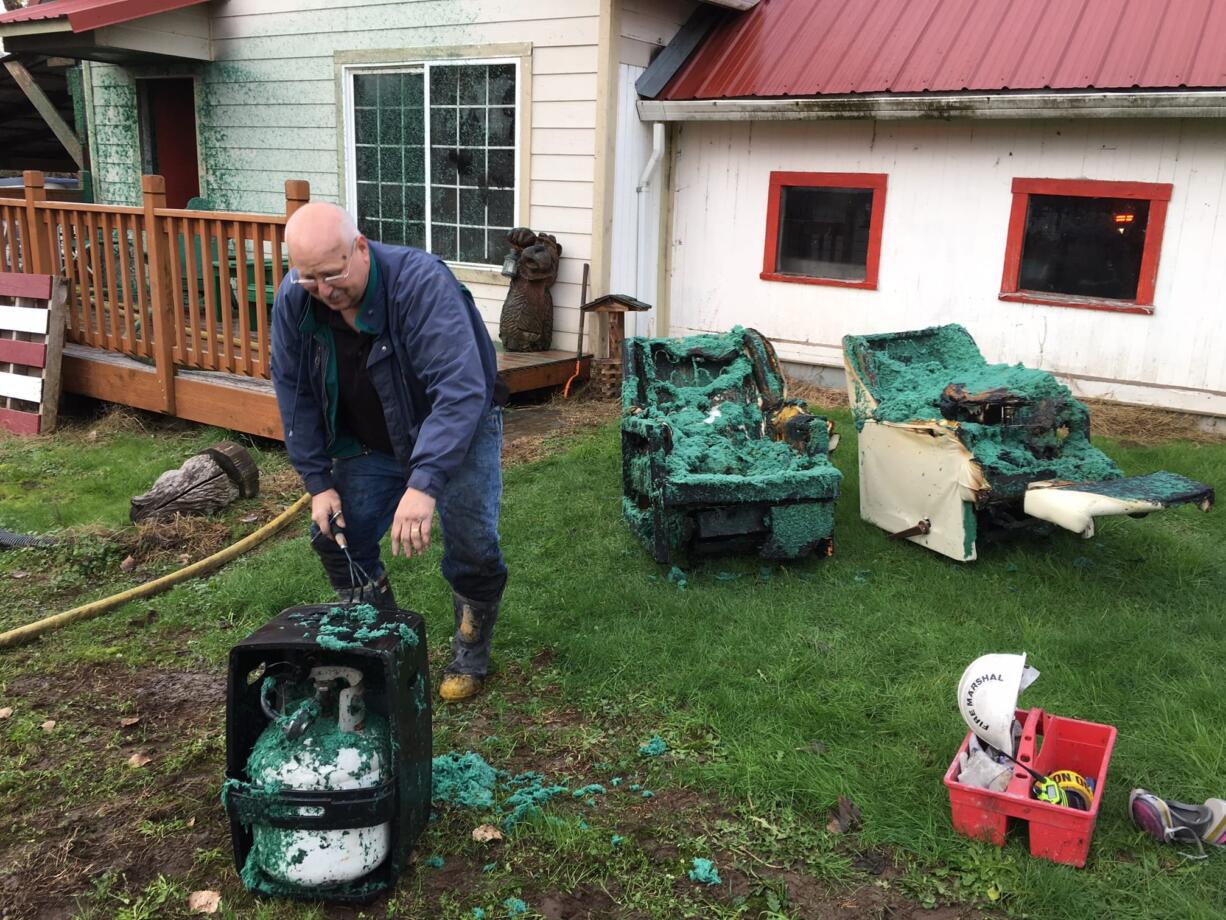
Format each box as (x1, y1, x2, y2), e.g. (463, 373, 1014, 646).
(851, 0, 942, 92)
(891, 0, 981, 92)
(1140, 0, 1214, 86)
(1046, 0, 1123, 88)
(659, 0, 1226, 99)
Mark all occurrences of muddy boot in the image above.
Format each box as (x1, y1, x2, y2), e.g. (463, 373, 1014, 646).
(439, 592, 500, 702)
(334, 573, 397, 612)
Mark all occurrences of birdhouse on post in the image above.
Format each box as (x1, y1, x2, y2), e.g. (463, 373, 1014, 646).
(582, 294, 651, 398)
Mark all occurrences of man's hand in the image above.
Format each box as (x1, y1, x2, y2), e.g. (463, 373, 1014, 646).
(392, 488, 437, 557)
(311, 489, 345, 542)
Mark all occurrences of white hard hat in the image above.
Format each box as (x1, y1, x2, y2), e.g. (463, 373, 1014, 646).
(957, 653, 1039, 753)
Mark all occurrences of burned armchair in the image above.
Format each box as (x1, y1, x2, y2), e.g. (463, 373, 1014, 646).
(622, 327, 842, 564)
(843, 324, 1213, 561)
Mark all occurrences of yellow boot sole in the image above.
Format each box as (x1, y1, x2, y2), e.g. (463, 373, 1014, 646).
(439, 673, 484, 702)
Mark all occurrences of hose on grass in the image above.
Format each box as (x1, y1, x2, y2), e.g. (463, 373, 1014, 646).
(0, 493, 311, 650)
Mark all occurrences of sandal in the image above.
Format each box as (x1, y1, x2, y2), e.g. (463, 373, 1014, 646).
(1129, 788, 1226, 858)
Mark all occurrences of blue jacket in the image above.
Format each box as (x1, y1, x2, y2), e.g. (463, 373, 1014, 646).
(270, 241, 498, 500)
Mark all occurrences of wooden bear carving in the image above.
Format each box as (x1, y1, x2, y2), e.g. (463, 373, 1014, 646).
(498, 227, 562, 352)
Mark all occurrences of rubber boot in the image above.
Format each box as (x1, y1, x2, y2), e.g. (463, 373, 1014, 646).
(335, 572, 397, 612)
(439, 591, 500, 702)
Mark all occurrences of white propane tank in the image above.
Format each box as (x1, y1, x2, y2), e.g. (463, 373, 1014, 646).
(250, 666, 390, 888)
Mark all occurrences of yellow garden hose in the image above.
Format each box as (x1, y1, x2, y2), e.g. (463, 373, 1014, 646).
(0, 493, 311, 650)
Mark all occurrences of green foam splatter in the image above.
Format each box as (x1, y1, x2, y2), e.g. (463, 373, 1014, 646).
(639, 735, 668, 757)
(503, 897, 528, 916)
(432, 752, 498, 809)
(688, 857, 721, 885)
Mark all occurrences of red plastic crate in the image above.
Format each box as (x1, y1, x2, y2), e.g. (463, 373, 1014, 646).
(943, 708, 1118, 867)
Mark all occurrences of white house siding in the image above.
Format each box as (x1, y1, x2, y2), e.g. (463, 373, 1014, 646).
(85, 0, 605, 350)
(610, 1, 695, 337)
(667, 117, 1226, 416)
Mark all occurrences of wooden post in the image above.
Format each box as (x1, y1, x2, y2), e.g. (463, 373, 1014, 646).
(142, 174, 176, 414)
(284, 180, 310, 218)
(22, 171, 51, 276)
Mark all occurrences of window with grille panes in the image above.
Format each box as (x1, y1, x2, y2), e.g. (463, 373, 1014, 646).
(348, 61, 517, 266)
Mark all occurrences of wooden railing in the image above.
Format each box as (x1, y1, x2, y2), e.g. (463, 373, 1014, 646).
(0, 171, 309, 413)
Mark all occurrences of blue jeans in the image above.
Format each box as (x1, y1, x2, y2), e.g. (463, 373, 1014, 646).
(311, 407, 507, 602)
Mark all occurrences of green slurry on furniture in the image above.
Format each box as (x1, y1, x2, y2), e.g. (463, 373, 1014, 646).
(1048, 471, 1211, 504)
(622, 328, 841, 562)
(843, 324, 1123, 497)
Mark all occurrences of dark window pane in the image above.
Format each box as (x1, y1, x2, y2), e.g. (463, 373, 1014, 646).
(775, 186, 873, 281)
(433, 224, 457, 261)
(380, 218, 405, 246)
(489, 107, 515, 147)
(403, 106, 424, 145)
(406, 221, 425, 249)
(357, 214, 378, 239)
(378, 112, 402, 147)
(429, 106, 456, 146)
(431, 186, 457, 223)
(430, 65, 457, 106)
(488, 189, 513, 227)
(459, 226, 487, 263)
(379, 184, 403, 219)
(1018, 194, 1149, 300)
(379, 148, 402, 184)
(487, 229, 511, 265)
(354, 75, 378, 108)
(355, 146, 379, 183)
(459, 186, 486, 225)
(458, 66, 487, 105)
(355, 108, 378, 142)
(488, 149, 514, 188)
(431, 147, 458, 186)
(404, 184, 425, 217)
(459, 107, 487, 146)
(356, 181, 379, 218)
(405, 147, 424, 184)
(378, 73, 403, 108)
(455, 148, 483, 186)
(490, 64, 515, 106)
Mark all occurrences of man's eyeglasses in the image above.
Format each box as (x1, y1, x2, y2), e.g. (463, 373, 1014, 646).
(289, 238, 357, 291)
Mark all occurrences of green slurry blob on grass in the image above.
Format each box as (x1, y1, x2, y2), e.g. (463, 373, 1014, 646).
(688, 857, 721, 885)
(639, 735, 668, 757)
(432, 752, 498, 809)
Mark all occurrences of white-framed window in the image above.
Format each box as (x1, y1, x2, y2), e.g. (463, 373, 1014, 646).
(343, 58, 519, 267)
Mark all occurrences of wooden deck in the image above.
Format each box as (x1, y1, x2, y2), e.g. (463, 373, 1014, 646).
(61, 344, 589, 440)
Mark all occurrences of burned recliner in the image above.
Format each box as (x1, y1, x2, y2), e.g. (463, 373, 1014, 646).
(622, 327, 842, 564)
(843, 324, 1214, 561)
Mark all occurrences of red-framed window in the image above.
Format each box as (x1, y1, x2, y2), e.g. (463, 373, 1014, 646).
(761, 171, 887, 290)
(1000, 178, 1172, 315)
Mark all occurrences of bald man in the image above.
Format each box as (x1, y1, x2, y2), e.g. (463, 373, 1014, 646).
(271, 202, 508, 702)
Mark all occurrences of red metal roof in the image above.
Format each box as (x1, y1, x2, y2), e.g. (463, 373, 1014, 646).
(0, 0, 208, 33)
(660, 0, 1226, 100)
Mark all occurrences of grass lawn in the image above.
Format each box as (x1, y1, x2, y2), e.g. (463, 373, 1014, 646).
(1, 399, 1224, 919)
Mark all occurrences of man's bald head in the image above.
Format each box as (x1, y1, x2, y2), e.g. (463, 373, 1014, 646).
(285, 202, 370, 313)
(286, 202, 358, 261)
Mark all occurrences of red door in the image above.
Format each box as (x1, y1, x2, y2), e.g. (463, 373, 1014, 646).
(141, 79, 200, 208)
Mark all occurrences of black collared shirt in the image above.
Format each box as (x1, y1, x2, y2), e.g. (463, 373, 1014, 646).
(315, 300, 394, 456)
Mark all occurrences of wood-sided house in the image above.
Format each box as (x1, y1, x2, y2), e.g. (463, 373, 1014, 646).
(639, 0, 1226, 419)
(0, 0, 715, 372)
